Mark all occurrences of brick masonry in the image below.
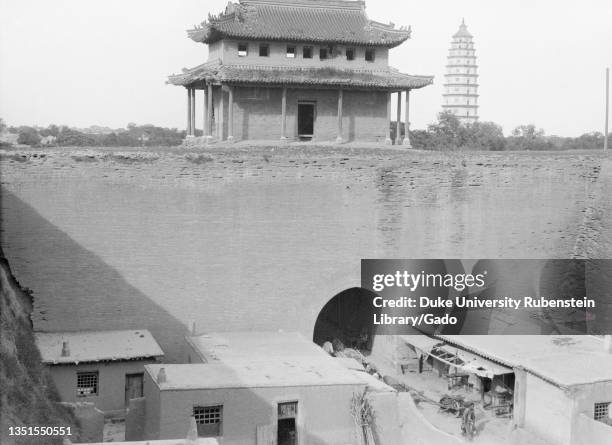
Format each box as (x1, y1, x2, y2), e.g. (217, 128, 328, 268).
(211, 86, 389, 143)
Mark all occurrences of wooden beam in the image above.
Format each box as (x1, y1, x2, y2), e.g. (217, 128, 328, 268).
(186, 88, 192, 136)
(281, 87, 287, 140)
(395, 91, 402, 145)
(207, 83, 213, 141)
(402, 89, 412, 148)
(336, 88, 343, 143)
(227, 86, 235, 142)
(202, 87, 208, 138)
(385, 92, 392, 144)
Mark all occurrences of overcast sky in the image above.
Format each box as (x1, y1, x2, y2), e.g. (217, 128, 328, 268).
(1, 0, 610, 136)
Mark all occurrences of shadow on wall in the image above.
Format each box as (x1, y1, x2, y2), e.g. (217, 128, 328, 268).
(312, 287, 381, 351)
(0, 190, 188, 362)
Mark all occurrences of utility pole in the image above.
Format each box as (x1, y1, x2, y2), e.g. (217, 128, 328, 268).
(605, 67, 609, 151)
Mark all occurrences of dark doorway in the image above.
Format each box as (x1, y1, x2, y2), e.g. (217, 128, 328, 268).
(278, 401, 297, 445)
(125, 373, 143, 407)
(278, 418, 297, 445)
(297, 102, 315, 139)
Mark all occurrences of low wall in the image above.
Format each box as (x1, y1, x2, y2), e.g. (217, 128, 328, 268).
(396, 393, 464, 445)
(572, 413, 612, 445)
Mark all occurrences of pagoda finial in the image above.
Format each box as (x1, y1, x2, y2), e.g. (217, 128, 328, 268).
(462, 17, 465, 26)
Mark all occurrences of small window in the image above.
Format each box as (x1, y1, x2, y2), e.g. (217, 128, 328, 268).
(238, 43, 248, 57)
(194, 405, 223, 437)
(594, 402, 611, 421)
(259, 44, 269, 57)
(77, 371, 99, 397)
(345, 48, 355, 61)
(319, 47, 328, 60)
(365, 48, 375, 62)
(303, 46, 312, 59)
(286, 45, 296, 58)
(278, 401, 298, 419)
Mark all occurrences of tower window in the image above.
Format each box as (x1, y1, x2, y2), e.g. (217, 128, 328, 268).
(319, 47, 329, 60)
(303, 46, 312, 59)
(365, 49, 375, 62)
(238, 43, 248, 57)
(346, 47, 355, 61)
(259, 44, 269, 57)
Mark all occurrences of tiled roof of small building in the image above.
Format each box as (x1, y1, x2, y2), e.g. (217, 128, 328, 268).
(188, 0, 411, 47)
(35, 330, 164, 364)
(167, 60, 433, 90)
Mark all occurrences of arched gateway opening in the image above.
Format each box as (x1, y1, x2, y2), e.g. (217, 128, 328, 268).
(312, 287, 380, 353)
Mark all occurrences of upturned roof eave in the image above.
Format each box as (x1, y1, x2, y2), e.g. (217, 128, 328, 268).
(188, 29, 411, 48)
(167, 62, 433, 90)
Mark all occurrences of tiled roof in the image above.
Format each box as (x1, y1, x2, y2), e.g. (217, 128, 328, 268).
(35, 330, 164, 364)
(188, 0, 411, 47)
(167, 60, 433, 90)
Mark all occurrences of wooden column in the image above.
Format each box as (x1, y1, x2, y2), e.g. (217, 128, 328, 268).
(336, 88, 343, 143)
(218, 86, 224, 141)
(385, 91, 392, 144)
(402, 89, 412, 147)
(395, 91, 402, 145)
(190, 88, 196, 136)
(206, 83, 213, 141)
(186, 88, 192, 136)
(227, 86, 234, 142)
(280, 87, 287, 140)
(202, 87, 208, 138)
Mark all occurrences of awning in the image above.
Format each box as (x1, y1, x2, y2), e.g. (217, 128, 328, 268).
(399, 334, 444, 356)
(434, 345, 513, 379)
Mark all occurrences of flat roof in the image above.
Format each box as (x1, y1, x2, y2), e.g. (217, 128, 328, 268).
(146, 358, 366, 390)
(75, 439, 219, 445)
(186, 331, 329, 363)
(436, 335, 612, 387)
(35, 330, 164, 364)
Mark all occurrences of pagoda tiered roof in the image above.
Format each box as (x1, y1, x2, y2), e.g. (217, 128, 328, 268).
(187, 0, 411, 47)
(167, 59, 433, 90)
(452, 19, 473, 39)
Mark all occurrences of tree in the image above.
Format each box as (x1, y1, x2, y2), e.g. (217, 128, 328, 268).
(56, 128, 96, 146)
(507, 124, 553, 150)
(17, 126, 41, 146)
(464, 121, 506, 151)
(427, 111, 464, 149)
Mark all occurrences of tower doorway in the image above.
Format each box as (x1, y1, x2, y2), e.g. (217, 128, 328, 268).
(297, 102, 315, 140)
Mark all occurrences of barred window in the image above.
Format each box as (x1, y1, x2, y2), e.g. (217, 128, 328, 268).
(286, 45, 296, 58)
(365, 48, 375, 62)
(194, 405, 223, 437)
(594, 402, 611, 421)
(259, 44, 269, 57)
(77, 371, 98, 396)
(303, 46, 312, 59)
(345, 48, 355, 61)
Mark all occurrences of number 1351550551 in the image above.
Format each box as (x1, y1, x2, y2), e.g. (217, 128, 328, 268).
(9, 426, 72, 436)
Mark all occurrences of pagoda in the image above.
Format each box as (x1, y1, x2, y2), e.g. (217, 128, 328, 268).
(442, 19, 479, 123)
(167, 0, 433, 144)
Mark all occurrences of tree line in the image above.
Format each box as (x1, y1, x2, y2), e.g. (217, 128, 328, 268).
(0, 120, 189, 148)
(393, 111, 609, 151)
(1, 115, 608, 150)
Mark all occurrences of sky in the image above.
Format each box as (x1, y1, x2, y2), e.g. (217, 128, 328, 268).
(0, 0, 611, 136)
